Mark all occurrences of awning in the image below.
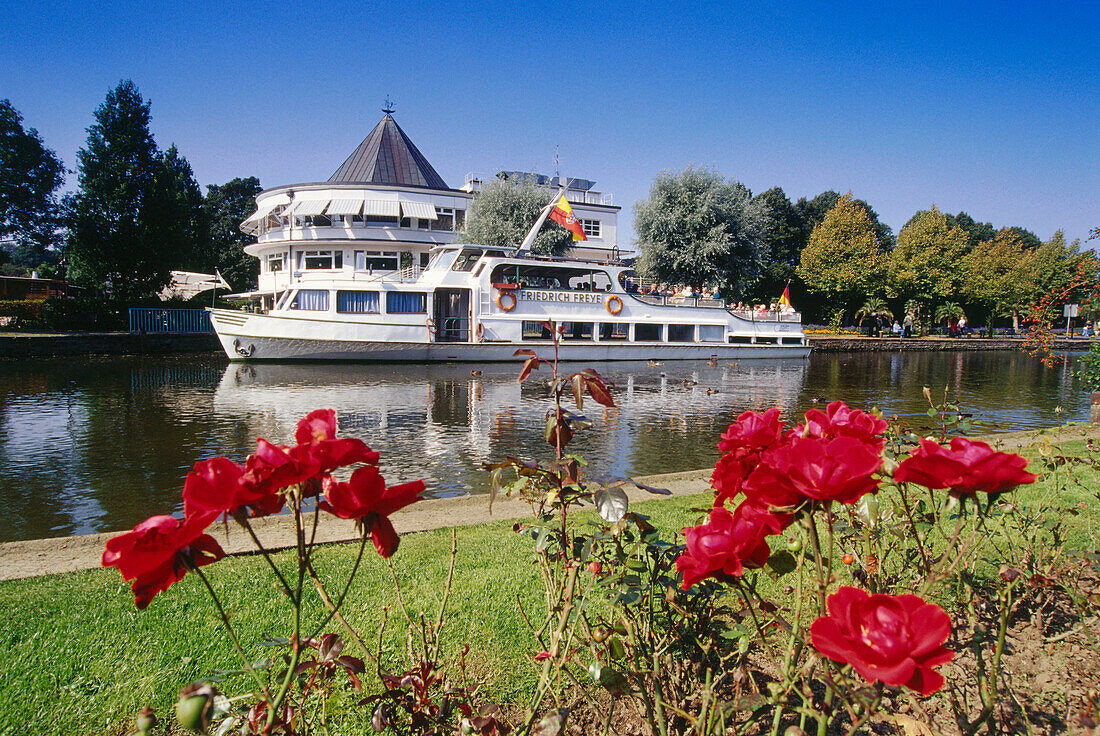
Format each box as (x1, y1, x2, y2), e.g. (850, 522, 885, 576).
(363, 200, 401, 217)
(326, 198, 364, 216)
(399, 200, 437, 220)
(242, 200, 283, 226)
(290, 199, 330, 216)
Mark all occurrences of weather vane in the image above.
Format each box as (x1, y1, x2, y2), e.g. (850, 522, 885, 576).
(382, 95, 395, 114)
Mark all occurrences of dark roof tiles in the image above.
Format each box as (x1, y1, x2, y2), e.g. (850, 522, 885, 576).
(328, 114, 448, 189)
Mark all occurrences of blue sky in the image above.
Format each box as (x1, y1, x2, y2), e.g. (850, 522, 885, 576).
(2, 0, 1096, 246)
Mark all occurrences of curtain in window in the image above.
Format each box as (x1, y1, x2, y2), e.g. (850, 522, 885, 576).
(293, 290, 329, 311)
(337, 291, 379, 313)
(386, 292, 426, 313)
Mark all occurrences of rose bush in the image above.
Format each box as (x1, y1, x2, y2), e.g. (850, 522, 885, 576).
(895, 436, 1039, 498)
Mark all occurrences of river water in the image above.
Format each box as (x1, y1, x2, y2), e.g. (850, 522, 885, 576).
(0, 350, 1086, 543)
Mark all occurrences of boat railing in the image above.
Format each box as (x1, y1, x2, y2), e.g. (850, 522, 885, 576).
(729, 308, 803, 323)
(435, 316, 470, 342)
(629, 294, 727, 309)
(360, 264, 423, 283)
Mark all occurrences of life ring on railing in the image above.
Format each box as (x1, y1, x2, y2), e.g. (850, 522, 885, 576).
(605, 295, 624, 315)
(426, 317, 436, 334)
(475, 322, 485, 341)
(496, 290, 517, 312)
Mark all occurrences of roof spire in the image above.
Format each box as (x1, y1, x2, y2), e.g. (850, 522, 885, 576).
(382, 95, 395, 114)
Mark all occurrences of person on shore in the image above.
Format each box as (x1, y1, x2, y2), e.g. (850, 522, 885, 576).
(958, 315, 968, 336)
(893, 320, 903, 337)
(903, 313, 913, 338)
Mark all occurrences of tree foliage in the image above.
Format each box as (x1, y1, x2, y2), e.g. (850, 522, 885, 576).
(749, 186, 802, 301)
(149, 144, 207, 273)
(960, 228, 1032, 325)
(68, 81, 171, 301)
(457, 177, 572, 256)
(796, 193, 887, 314)
(795, 190, 894, 250)
(0, 99, 65, 267)
(634, 166, 767, 298)
(203, 177, 262, 291)
(888, 205, 970, 305)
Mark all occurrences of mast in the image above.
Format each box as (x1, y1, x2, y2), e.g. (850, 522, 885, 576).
(515, 187, 566, 255)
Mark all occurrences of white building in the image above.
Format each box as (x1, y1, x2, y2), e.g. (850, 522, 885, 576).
(240, 111, 622, 308)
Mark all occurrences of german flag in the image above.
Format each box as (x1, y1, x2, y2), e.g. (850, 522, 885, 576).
(548, 195, 587, 241)
(778, 282, 792, 308)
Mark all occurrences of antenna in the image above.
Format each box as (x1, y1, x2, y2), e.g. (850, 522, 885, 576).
(382, 95, 395, 114)
(554, 145, 560, 179)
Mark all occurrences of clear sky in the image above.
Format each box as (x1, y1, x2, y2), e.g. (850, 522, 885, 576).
(2, 0, 1096, 247)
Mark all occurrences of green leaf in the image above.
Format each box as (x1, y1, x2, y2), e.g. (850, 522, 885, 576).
(766, 551, 797, 576)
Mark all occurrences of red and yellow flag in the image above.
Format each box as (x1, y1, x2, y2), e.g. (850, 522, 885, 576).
(548, 195, 587, 241)
(778, 283, 792, 308)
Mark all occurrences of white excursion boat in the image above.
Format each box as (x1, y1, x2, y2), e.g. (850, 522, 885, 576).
(209, 244, 810, 362)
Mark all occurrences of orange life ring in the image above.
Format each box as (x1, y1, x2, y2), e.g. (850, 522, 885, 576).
(426, 317, 436, 334)
(606, 295, 624, 315)
(497, 290, 517, 312)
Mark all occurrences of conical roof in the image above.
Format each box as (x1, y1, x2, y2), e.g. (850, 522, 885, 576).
(328, 113, 449, 189)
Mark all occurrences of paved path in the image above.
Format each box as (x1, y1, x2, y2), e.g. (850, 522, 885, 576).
(2, 424, 1095, 583)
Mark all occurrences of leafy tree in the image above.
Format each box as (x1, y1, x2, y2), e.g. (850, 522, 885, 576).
(961, 229, 1032, 334)
(148, 144, 207, 273)
(887, 205, 970, 308)
(795, 190, 894, 250)
(634, 166, 767, 298)
(748, 186, 804, 302)
(0, 99, 65, 267)
(796, 193, 887, 319)
(457, 177, 572, 256)
(203, 177, 262, 291)
(67, 81, 171, 302)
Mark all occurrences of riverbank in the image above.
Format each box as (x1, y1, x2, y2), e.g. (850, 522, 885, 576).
(806, 334, 1091, 352)
(0, 331, 219, 358)
(4, 423, 1096, 582)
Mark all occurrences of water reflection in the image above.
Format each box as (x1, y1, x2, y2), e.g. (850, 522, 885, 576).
(0, 350, 1085, 542)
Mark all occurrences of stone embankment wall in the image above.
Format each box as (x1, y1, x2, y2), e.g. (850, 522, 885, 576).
(0, 332, 221, 358)
(807, 336, 1090, 353)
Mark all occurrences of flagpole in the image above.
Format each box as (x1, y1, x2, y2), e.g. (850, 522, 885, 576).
(516, 187, 566, 254)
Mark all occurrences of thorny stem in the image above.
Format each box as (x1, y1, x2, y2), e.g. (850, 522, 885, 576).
(963, 582, 1016, 736)
(192, 565, 269, 697)
(522, 564, 579, 735)
(305, 529, 372, 658)
(896, 483, 934, 582)
(429, 529, 460, 662)
(268, 494, 307, 730)
(238, 515, 297, 603)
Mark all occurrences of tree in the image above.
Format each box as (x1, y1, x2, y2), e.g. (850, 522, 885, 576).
(148, 144, 207, 273)
(67, 80, 171, 302)
(796, 190, 894, 250)
(203, 177, 262, 291)
(748, 186, 804, 302)
(457, 177, 572, 256)
(887, 205, 970, 309)
(634, 166, 767, 298)
(0, 99, 65, 268)
(796, 193, 887, 319)
(960, 229, 1032, 334)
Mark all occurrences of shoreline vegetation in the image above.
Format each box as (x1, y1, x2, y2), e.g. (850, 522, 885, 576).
(2, 423, 1099, 734)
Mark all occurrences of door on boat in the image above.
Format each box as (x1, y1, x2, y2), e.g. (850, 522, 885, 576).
(434, 288, 470, 342)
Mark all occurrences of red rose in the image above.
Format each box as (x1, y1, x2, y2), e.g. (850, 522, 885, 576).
(745, 436, 882, 508)
(796, 401, 887, 450)
(182, 456, 245, 520)
(712, 408, 788, 504)
(894, 437, 1038, 497)
(676, 502, 789, 589)
(319, 465, 425, 557)
(810, 586, 954, 696)
(237, 439, 319, 515)
(102, 515, 225, 609)
(295, 409, 380, 474)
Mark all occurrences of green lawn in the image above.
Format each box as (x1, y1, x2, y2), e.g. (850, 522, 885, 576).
(3, 439, 1097, 735)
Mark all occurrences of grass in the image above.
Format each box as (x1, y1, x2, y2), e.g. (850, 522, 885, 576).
(2, 437, 1098, 736)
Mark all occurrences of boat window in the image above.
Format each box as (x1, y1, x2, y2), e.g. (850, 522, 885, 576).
(484, 250, 507, 258)
(354, 250, 399, 272)
(298, 250, 343, 270)
(699, 325, 724, 342)
(560, 322, 594, 340)
(386, 291, 427, 314)
(451, 248, 484, 272)
(427, 249, 458, 271)
(336, 291, 380, 313)
(522, 321, 553, 340)
(668, 324, 695, 342)
(489, 264, 612, 292)
(618, 270, 641, 293)
(266, 253, 285, 273)
(290, 290, 329, 311)
(599, 323, 629, 340)
(634, 324, 662, 341)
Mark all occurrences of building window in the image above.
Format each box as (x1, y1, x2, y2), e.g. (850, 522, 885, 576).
(386, 291, 427, 314)
(599, 323, 629, 340)
(290, 290, 329, 311)
(298, 250, 343, 270)
(418, 217, 431, 230)
(266, 253, 285, 272)
(580, 219, 601, 238)
(303, 214, 331, 227)
(455, 209, 465, 229)
(668, 324, 695, 342)
(354, 251, 399, 271)
(365, 214, 399, 226)
(420, 252, 431, 268)
(400, 217, 412, 228)
(634, 324, 662, 341)
(432, 207, 455, 231)
(336, 291, 380, 313)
